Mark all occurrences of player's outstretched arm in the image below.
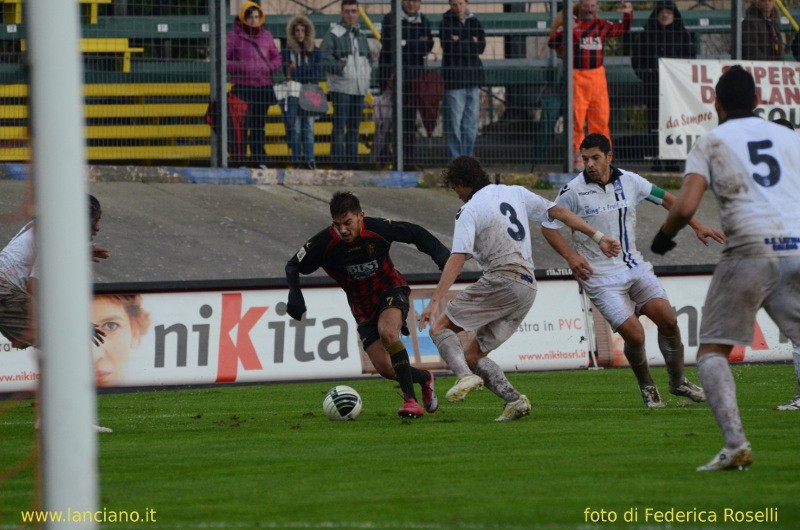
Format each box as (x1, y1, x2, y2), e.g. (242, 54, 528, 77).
(661, 182, 723, 246)
(653, 173, 709, 255)
(541, 226, 593, 281)
(284, 259, 307, 321)
(547, 205, 622, 257)
(418, 252, 463, 331)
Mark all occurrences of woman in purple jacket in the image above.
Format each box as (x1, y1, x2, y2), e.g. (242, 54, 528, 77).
(226, 1, 282, 166)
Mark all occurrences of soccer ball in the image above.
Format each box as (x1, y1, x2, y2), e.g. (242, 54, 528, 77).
(323, 385, 362, 421)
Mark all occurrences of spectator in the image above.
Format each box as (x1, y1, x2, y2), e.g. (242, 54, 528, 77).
(743, 0, 784, 61)
(548, 0, 633, 170)
(378, 0, 433, 169)
(440, 0, 486, 159)
(226, 1, 282, 167)
(282, 15, 323, 170)
(632, 0, 694, 171)
(322, 0, 375, 170)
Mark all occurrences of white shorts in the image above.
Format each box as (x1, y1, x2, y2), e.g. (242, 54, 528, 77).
(0, 277, 31, 345)
(445, 273, 537, 353)
(582, 262, 668, 331)
(700, 255, 800, 346)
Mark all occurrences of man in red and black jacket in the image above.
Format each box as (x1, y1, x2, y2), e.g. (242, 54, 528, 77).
(548, 0, 633, 169)
(286, 191, 450, 419)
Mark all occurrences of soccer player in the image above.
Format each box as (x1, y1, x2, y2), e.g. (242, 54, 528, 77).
(285, 191, 450, 418)
(418, 156, 621, 421)
(654, 66, 800, 470)
(542, 133, 724, 408)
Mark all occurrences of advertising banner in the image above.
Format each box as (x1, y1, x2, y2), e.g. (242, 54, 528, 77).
(658, 58, 800, 160)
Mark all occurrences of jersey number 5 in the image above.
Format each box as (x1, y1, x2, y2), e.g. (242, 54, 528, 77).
(748, 140, 781, 187)
(500, 202, 526, 241)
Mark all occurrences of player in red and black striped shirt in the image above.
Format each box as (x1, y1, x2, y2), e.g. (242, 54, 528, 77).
(286, 191, 450, 418)
(548, 0, 633, 168)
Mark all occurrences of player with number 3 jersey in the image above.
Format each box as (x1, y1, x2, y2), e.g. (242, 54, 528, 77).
(418, 156, 621, 421)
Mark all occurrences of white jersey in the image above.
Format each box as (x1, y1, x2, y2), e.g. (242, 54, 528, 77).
(0, 221, 37, 290)
(685, 116, 800, 256)
(452, 184, 555, 275)
(542, 167, 663, 276)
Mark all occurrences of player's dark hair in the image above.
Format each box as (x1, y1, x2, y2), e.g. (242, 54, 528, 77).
(715, 65, 756, 113)
(89, 194, 101, 218)
(330, 191, 361, 217)
(442, 156, 490, 189)
(580, 133, 612, 154)
(772, 118, 795, 130)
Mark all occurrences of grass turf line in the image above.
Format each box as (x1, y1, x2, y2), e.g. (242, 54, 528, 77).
(1, 364, 798, 529)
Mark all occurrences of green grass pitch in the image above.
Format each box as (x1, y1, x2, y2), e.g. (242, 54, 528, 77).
(2, 364, 798, 529)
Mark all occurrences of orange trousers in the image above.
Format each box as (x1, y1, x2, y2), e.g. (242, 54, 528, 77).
(573, 66, 611, 153)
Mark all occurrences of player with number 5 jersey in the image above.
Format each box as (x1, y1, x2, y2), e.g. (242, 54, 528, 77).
(656, 65, 800, 471)
(418, 156, 621, 421)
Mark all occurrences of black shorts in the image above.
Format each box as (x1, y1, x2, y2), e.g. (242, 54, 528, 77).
(357, 286, 410, 349)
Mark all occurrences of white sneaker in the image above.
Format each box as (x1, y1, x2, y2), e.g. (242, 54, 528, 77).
(670, 379, 706, 402)
(776, 394, 800, 410)
(495, 395, 531, 422)
(641, 385, 666, 408)
(696, 442, 752, 471)
(95, 424, 113, 433)
(445, 374, 484, 403)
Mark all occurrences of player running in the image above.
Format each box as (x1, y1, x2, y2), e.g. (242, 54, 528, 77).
(285, 191, 450, 419)
(542, 133, 724, 408)
(418, 156, 621, 420)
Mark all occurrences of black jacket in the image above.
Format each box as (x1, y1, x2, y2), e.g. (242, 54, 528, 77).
(439, 11, 486, 90)
(632, 0, 694, 80)
(378, 11, 434, 92)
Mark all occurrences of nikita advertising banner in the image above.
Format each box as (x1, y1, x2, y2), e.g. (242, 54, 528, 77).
(658, 58, 800, 160)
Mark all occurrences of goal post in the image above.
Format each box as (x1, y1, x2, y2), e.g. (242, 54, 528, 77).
(26, 0, 98, 526)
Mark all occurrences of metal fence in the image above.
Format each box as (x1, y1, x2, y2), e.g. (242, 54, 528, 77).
(0, 0, 799, 171)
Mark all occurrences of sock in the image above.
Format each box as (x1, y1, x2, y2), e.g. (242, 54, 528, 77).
(431, 329, 472, 378)
(793, 345, 800, 394)
(388, 341, 417, 401)
(410, 367, 430, 385)
(474, 357, 520, 403)
(658, 332, 686, 388)
(623, 343, 655, 388)
(697, 353, 747, 449)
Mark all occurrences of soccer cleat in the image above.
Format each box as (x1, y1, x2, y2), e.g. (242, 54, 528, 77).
(640, 385, 666, 408)
(776, 394, 800, 410)
(696, 443, 753, 471)
(670, 378, 706, 402)
(397, 397, 424, 419)
(495, 395, 531, 422)
(421, 371, 439, 413)
(445, 374, 484, 403)
(94, 424, 113, 433)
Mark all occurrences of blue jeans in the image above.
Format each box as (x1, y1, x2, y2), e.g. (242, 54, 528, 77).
(444, 87, 480, 159)
(282, 97, 315, 165)
(330, 92, 364, 169)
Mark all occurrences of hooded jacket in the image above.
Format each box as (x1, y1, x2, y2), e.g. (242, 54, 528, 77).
(378, 8, 433, 92)
(283, 15, 323, 85)
(321, 19, 374, 95)
(632, 0, 694, 77)
(439, 10, 486, 90)
(226, 1, 282, 87)
(742, 3, 783, 60)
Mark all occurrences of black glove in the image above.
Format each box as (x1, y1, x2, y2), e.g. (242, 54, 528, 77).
(287, 289, 307, 321)
(651, 227, 677, 255)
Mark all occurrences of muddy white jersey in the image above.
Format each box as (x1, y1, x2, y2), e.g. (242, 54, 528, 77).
(451, 184, 555, 275)
(685, 116, 800, 256)
(0, 221, 36, 290)
(542, 167, 664, 276)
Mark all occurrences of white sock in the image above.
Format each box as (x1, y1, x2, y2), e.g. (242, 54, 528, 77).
(697, 353, 747, 449)
(431, 329, 472, 378)
(475, 357, 520, 403)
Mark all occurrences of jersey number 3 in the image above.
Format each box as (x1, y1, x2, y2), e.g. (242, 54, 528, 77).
(500, 202, 526, 241)
(748, 140, 780, 187)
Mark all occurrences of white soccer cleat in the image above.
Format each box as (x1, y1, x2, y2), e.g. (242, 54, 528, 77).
(495, 395, 531, 422)
(776, 394, 800, 411)
(94, 424, 113, 433)
(670, 378, 706, 402)
(640, 385, 666, 408)
(696, 443, 752, 472)
(445, 374, 484, 403)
